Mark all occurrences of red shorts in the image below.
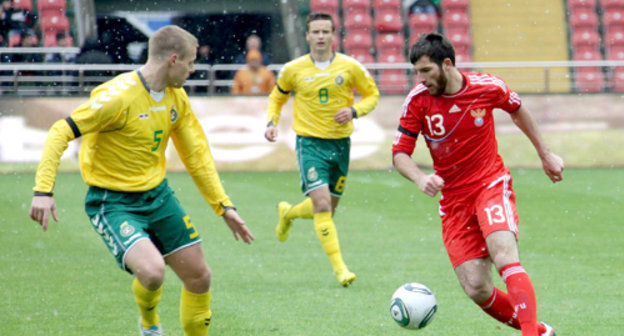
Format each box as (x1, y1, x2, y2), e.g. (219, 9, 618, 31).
(439, 174, 520, 268)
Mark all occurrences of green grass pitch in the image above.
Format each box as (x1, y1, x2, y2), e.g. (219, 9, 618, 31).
(1, 169, 622, 335)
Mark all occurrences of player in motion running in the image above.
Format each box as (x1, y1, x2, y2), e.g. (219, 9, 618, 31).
(29, 25, 254, 336)
(264, 12, 379, 287)
(392, 33, 563, 336)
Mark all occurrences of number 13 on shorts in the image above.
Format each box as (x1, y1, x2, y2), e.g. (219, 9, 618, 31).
(476, 178, 519, 234)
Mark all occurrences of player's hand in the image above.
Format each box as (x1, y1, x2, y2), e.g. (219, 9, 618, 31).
(265, 125, 278, 142)
(334, 107, 354, 125)
(417, 174, 445, 197)
(541, 151, 564, 183)
(29, 195, 59, 231)
(223, 209, 255, 244)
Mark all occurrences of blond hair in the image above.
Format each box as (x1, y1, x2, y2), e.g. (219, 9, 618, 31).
(148, 25, 198, 61)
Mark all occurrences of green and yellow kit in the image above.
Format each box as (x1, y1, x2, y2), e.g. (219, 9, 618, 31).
(33, 70, 234, 216)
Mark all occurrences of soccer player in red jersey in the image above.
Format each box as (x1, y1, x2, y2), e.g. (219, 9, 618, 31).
(392, 33, 563, 336)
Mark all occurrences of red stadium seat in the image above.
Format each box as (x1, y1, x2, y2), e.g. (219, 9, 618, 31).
(573, 48, 603, 74)
(332, 33, 340, 51)
(13, 0, 33, 11)
(374, 9, 403, 32)
(373, 0, 401, 11)
(349, 51, 375, 64)
(571, 29, 601, 48)
(602, 0, 624, 11)
(607, 45, 624, 60)
(408, 13, 438, 32)
(37, 0, 66, 12)
(43, 32, 57, 47)
(575, 70, 604, 92)
(605, 28, 624, 48)
(379, 69, 410, 94)
(442, 10, 470, 30)
(376, 32, 404, 51)
(377, 50, 406, 63)
(343, 0, 371, 11)
(310, 0, 339, 12)
(446, 30, 471, 53)
(441, 0, 469, 12)
(40, 14, 70, 33)
(611, 67, 624, 91)
(343, 29, 373, 52)
(603, 10, 624, 32)
(455, 51, 472, 70)
(344, 11, 373, 30)
(567, 0, 597, 11)
(569, 9, 599, 30)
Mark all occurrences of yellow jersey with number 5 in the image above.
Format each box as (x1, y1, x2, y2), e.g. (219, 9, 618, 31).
(267, 53, 379, 139)
(34, 71, 233, 215)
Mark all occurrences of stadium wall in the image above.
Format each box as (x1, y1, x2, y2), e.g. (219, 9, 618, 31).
(0, 95, 622, 172)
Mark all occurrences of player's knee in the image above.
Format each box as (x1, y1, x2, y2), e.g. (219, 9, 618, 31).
(461, 278, 491, 302)
(134, 261, 166, 290)
(184, 266, 212, 293)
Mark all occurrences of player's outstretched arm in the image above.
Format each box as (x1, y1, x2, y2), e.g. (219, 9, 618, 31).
(509, 105, 564, 183)
(222, 209, 255, 244)
(29, 195, 59, 231)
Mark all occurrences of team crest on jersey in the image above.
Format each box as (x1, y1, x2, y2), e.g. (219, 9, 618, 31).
(120, 221, 135, 237)
(170, 104, 178, 123)
(470, 108, 486, 127)
(335, 74, 344, 85)
(307, 167, 319, 182)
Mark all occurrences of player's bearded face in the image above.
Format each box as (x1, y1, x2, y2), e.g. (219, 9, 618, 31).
(414, 56, 447, 96)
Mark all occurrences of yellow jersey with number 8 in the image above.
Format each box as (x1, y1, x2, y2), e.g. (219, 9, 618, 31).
(267, 53, 379, 139)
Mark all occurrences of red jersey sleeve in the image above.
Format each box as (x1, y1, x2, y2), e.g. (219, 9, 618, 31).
(392, 89, 425, 157)
(491, 75, 522, 113)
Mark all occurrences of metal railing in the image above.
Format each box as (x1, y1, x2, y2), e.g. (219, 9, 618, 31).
(1, 60, 624, 96)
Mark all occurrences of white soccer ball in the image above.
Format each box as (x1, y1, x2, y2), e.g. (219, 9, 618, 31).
(389, 282, 437, 330)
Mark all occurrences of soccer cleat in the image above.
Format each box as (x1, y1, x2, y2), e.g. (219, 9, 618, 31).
(138, 318, 163, 336)
(540, 322, 556, 336)
(336, 269, 357, 287)
(275, 201, 293, 242)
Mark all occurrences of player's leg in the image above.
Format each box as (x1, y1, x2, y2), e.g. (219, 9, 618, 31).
(308, 186, 354, 286)
(85, 186, 165, 334)
(477, 174, 541, 336)
(166, 244, 212, 336)
(125, 240, 167, 333)
(152, 188, 211, 336)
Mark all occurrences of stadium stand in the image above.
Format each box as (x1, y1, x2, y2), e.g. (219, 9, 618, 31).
(343, 0, 371, 11)
(13, 0, 33, 11)
(309, 0, 339, 13)
(374, 9, 403, 32)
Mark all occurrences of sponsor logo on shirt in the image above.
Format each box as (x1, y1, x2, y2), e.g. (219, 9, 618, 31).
(449, 104, 461, 113)
(149, 106, 166, 111)
(305, 77, 315, 82)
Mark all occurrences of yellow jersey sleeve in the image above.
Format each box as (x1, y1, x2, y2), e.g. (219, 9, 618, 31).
(350, 58, 379, 118)
(267, 56, 303, 126)
(33, 78, 130, 194)
(171, 90, 233, 216)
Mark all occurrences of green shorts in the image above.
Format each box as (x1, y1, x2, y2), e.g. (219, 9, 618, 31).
(85, 179, 201, 273)
(296, 135, 350, 196)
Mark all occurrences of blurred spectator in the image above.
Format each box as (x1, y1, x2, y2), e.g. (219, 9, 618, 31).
(0, 0, 10, 44)
(232, 49, 275, 95)
(234, 34, 273, 66)
(45, 33, 76, 63)
(408, 0, 440, 16)
(2, 0, 36, 43)
(11, 32, 41, 62)
(197, 44, 213, 65)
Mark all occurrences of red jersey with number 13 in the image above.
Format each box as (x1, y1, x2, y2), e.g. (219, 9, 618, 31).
(392, 72, 522, 193)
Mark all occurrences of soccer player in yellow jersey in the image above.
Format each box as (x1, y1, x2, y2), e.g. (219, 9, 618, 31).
(264, 12, 379, 287)
(28, 25, 255, 336)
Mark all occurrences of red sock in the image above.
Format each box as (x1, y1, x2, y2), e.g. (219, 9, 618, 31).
(478, 287, 521, 329)
(500, 263, 539, 336)
(479, 287, 547, 334)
